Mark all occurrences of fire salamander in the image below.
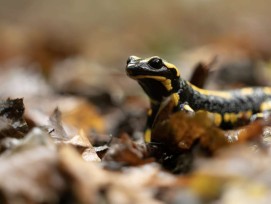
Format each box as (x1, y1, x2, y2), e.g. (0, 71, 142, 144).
(126, 56, 271, 142)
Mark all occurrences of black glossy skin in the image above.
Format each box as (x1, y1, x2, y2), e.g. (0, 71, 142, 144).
(179, 80, 268, 114)
(126, 56, 271, 135)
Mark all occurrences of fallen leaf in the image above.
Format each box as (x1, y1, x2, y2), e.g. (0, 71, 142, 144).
(152, 99, 227, 152)
(61, 99, 105, 135)
(58, 145, 164, 204)
(102, 134, 153, 170)
(48, 108, 100, 162)
(189, 57, 217, 88)
(0, 98, 28, 139)
(48, 108, 69, 140)
(0, 128, 64, 203)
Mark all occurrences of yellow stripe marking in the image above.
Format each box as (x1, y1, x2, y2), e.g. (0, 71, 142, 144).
(235, 111, 253, 120)
(133, 75, 173, 91)
(263, 87, 271, 95)
(144, 128, 151, 143)
(133, 75, 166, 81)
(240, 88, 254, 95)
(189, 83, 232, 99)
(230, 113, 238, 123)
(171, 93, 180, 106)
(253, 113, 264, 119)
(224, 113, 231, 122)
(260, 101, 271, 112)
(162, 79, 173, 91)
(213, 113, 222, 126)
(163, 61, 180, 77)
(208, 112, 239, 126)
(245, 110, 253, 118)
(147, 109, 152, 116)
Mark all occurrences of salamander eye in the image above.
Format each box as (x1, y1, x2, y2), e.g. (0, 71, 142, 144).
(148, 58, 163, 69)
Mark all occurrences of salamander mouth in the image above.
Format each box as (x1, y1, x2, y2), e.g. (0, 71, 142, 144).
(126, 65, 149, 78)
(125, 67, 137, 77)
(126, 69, 164, 81)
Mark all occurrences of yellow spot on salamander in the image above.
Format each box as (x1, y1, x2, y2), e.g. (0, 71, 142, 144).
(147, 109, 152, 116)
(134, 75, 173, 91)
(253, 113, 264, 120)
(223, 113, 238, 123)
(260, 100, 271, 112)
(245, 110, 253, 118)
(162, 79, 173, 91)
(189, 83, 232, 99)
(144, 128, 151, 143)
(240, 88, 254, 95)
(163, 61, 180, 77)
(224, 113, 231, 122)
(235, 111, 253, 120)
(230, 113, 238, 123)
(213, 113, 222, 126)
(171, 93, 180, 106)
(263, 87, 271, 95)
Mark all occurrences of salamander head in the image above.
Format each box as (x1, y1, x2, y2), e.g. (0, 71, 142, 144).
(126, 56, 180, 80)
(126, 56, 181, 102)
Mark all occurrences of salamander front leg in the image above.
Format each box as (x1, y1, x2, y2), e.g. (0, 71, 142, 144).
(178, 102, 195, 115)
(250, 112, 271, 122)
(251, 100, 271, 122)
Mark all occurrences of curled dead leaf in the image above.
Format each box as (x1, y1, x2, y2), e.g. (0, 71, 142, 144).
(102, 134, 153, 170)
(152, 106, 227, 152)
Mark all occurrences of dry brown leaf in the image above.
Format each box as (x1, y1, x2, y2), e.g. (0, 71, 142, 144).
(0, 128, 64, 204)
(58, 145, 106, 204)
(152, 97, 266, 153)
(48, 108, 69, 140)
(0, 98, 28, 139)
(82, 147, 101, 162)
(62, 99, 105, 135)
(152, 99, 227, 152)
(25, 96, 105, 135)
(0, 118, 25, 140)
(48, 108, 100, 162)
(58, 145, 163, 204)
(184, 144, 271, 202)
(224, 120, 264, 144)
(65, 130, 101, 162)
(189, 58, 217, 88)
(102, 134, 153, 170)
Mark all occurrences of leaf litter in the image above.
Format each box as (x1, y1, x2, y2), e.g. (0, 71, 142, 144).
(1, 42, 271, 204)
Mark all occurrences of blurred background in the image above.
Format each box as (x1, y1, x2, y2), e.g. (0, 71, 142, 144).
(1, 0, 271, 136)
(1, 0, 271, 66)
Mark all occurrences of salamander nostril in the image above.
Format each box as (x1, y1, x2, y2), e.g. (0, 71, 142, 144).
(127, 56, 133, 65)
(127, 56, 140, 65)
